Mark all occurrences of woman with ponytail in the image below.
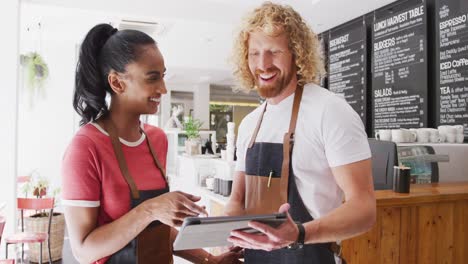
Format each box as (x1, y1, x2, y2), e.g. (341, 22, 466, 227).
(62, 24, 242, 264)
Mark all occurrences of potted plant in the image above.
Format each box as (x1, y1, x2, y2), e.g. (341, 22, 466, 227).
(21, 172, 65, 263)
(183, 116, 203, 156)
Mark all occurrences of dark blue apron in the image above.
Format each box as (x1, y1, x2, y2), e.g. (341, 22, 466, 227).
(105, 121, 173, 264)
(244, 86, 343, 264)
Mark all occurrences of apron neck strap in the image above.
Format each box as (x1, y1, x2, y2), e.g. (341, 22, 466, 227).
(106, 120, 168, 200)
(280, 85, 304, 198)
(248, 103, 267, 149)
(141, 129, 168, 183)
(287, 85, 304, 140)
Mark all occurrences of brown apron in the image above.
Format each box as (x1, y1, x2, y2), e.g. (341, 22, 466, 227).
(244, 86, 343, 263)
(244, 86, 302, 215)
(105, 121, 173, 264)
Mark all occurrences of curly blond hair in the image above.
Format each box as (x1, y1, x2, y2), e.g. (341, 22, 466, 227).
(231, 2, 325, 92)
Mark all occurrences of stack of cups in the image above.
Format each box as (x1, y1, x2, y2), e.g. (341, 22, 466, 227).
(226, 122, 236, 162)
(438, 125, 465, 143)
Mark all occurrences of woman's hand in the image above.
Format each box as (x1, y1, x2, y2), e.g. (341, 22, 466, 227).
(142, 191, 208, 227)
(210, 247, 243, 264)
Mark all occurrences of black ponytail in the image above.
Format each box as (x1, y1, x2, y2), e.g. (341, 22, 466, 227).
(73, 23, 156, 125)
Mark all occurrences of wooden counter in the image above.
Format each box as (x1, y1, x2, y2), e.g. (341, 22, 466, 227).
(342, 182, 468, 264)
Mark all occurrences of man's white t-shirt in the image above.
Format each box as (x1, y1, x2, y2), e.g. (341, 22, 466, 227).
(235, 83, 371, 219)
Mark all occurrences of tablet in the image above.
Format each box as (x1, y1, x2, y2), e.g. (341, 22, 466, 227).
(173, 213, 287, 250)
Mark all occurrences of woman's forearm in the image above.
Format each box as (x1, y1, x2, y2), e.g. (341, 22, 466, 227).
(174, 249, 213, 264)
(66, 204, 153, 263)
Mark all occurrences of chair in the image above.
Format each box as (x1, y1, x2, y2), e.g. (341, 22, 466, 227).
(4, 198, 54, 264)
(0, 217, 15, 264)
(368, 139, 398, 190)
(16, 176, 31, 184)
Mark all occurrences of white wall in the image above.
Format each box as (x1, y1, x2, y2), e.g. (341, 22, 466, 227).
(0, 0, 19, 255)
(163, 83, 210, 129)
(16, 3, 223, 192)
(194, 83, 211, 130)
(17, 4, 112, 192)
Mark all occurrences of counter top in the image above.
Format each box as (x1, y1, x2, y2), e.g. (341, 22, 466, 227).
(199, 182, 468, 209)
(197, 186, 230, 205)
(376, 182, 468, 206)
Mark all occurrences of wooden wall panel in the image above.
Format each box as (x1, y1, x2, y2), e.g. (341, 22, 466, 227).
(399, 207, 417, 264)
(417, 204, 438, 263)
(453, 201, 468, 263)
(379, 208, 401, 264)
(342, 214, 381, 263)
(435, 203, 454, 264)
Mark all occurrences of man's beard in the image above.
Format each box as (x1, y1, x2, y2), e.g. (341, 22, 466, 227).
(255, 68, 293, 98)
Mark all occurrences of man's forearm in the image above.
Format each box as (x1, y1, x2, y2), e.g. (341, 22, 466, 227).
(225, 171, 246, 216)
(303, 193, 376, 244)
(224, 200, 246, 216)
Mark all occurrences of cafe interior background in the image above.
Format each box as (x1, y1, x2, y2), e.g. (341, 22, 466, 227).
(1, 0, 468, 263)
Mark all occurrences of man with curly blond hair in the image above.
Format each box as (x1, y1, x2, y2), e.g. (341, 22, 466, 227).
(225, 2, 376, 263)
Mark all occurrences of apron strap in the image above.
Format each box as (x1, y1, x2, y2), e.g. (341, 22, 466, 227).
(141, 129, 169, 184)
(107, 121, 140, 200)
(107, 121, 168, 200)
(248, 103, 267, 149)
(280, 85, 304, 198)
(288, 85, 304, 137)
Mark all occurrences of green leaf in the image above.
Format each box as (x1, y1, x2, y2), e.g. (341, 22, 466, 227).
(183, 117, 203, 139)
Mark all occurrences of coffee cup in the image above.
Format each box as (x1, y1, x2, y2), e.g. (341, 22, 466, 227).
(406, 129, 417, 143)
(205, 177, 214, 190)
(375, 129, 392, 141)
(438, 125, 457, 135)
(392, 128, 416, 143)
(413, 128, 430, 143)
(454, 125, 464, 135)
(425, 128, 441, 143)
(446, 133, 456, 143)
(456, 133, 465, 143)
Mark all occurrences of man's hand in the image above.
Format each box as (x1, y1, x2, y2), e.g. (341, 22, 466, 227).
(228, 203, 299, 251)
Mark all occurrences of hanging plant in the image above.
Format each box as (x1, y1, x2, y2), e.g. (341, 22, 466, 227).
(20, 51, 49, 93)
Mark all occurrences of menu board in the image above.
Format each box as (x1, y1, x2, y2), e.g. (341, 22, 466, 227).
(318, 32, 329, 89)
(436, 0, 468, 136)
(328, 19, 367, 123)
(372, 3, 428, 131)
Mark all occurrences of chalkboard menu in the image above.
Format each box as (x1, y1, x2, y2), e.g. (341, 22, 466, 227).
(318, 32, 329, 89)
(328, 19, 367, 123)
(372, 3, 428, 132)
(436, 0, 468, 136)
